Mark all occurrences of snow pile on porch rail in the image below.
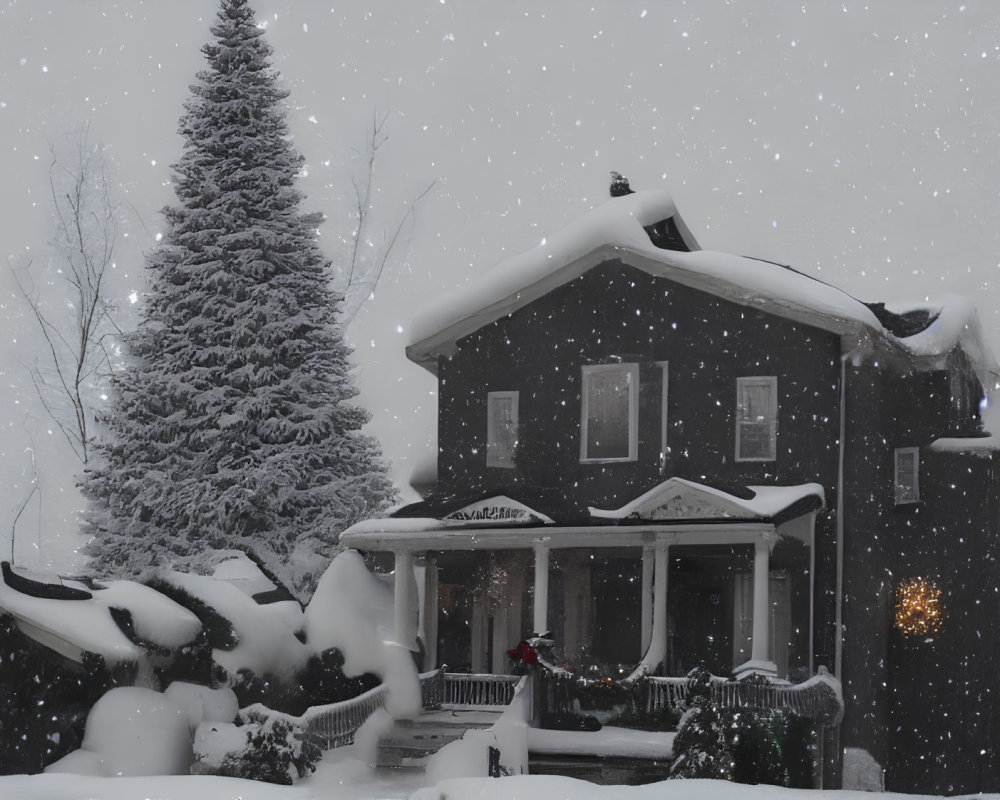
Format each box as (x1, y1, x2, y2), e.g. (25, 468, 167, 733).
(304, 550, 421, 718)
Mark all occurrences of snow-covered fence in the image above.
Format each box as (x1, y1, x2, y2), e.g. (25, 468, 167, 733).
(443, 672, 520, 707)
(301, 683, 389, 750)
(643, 672, 843, 725)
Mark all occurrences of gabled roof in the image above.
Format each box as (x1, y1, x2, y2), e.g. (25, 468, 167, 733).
(405, 190, 1000, 390)
(406, 191, 887, 374)
(589, 478, 825, 525)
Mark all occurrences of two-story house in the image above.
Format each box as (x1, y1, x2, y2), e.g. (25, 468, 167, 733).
(341, 186, 1000, 793)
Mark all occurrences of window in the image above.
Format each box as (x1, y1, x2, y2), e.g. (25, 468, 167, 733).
(736, 376, 777, 462)
(894, 447, 920, 504)
(580, 363, 639, 462)
(486, 391, 519, 468)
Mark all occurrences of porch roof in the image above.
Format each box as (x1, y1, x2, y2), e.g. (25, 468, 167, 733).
(340, 479, 824, 553)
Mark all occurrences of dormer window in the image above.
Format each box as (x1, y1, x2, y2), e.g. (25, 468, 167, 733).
(486, 391, 519, 469)
(580, 363, 639, 462)
(736, 376, 777, 462)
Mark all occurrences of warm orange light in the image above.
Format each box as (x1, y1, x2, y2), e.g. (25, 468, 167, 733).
(895, 577, 944, 637)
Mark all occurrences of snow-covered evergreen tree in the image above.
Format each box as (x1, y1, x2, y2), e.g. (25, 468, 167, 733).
(670, 665, 734, 780)
(82, 0, 395, 596)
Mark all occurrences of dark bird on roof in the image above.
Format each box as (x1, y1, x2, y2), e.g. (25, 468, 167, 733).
(610, 171, 635, 197)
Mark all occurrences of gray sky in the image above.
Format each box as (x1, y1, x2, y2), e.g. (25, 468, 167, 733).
(2, 0, 999, 572)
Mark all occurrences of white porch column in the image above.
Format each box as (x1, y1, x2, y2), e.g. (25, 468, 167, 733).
(417, 561, 439, 669)
(736, 538, 777, 678)
(393, 550, 417, 649)
(533, 542, 550, 636)
(641, 545, 655, 654)
(631, 539, 669, 678)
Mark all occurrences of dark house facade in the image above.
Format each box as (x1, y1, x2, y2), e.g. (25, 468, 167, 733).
(343, 188, 1000, 793)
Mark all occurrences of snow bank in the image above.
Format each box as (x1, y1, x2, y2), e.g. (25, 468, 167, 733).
(164, 681, 239, 734)
(304, 550, 420, 717)
(158, 568, 309, 680)
(46, 687, 193, 777)
(425, 676, 530, 783)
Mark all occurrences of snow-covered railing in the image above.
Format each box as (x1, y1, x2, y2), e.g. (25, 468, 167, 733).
(443, 672, 520, 707)
(301, 682, 390, 750)
(420, 666, 445, 710)
(644, 671, 843, 725)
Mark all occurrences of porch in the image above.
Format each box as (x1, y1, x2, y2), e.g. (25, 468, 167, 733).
(342, 480, 825, 683)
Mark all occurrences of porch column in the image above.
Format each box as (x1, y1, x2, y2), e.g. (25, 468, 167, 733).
(393, 550, 417, 649)
(641, 545, 655, 654)
(738, 538, 777, 678)
(416, 560, 439, 669)
(533, 542, 549, 636)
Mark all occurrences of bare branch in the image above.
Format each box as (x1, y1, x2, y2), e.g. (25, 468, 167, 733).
(9, 127, 124, 465)
(342, 112, 436, 324)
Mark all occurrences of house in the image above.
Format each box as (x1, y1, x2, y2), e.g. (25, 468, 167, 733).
(341, 185, 1000, 793)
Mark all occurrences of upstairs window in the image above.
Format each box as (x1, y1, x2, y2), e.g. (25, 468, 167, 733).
(894, 447, 920, 504)
(486, 391, 519, 469)
(736, 376, 777, 462)
(581, 363, 639, 462)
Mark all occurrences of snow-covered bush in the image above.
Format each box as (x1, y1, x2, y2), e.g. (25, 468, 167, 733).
(0, 615, 116, 775)
(45, 687, 194, 777)
(669, 665, 733, 780)
(198, 708, 320, 785)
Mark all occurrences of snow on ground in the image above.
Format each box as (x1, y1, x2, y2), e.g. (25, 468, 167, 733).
(0, 773, 964, 800)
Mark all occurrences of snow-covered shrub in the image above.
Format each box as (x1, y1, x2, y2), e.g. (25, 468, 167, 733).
(227, 648, 379, 715)
(207, 709, 321, 785)
(0, 615, 116, 774)
(46, 686, 194, 777)
(669, 665, 733, 780)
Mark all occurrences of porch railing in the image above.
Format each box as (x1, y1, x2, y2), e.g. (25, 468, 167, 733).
(302, 682, 390, 749)
(644, 672, 842, 725)
(443, 672, 521, 707)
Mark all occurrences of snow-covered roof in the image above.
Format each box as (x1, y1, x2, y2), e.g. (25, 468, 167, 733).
(0, 567, 200, 665)
(588, 478, 825, 522)
(406, 190, 1000, 390)
(407, 190, 887, 373)
(886, 297, 1000, 389)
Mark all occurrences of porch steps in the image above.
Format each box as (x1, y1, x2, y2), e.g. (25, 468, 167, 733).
(375, 708, 504, 769)
(529, 753, 671, 785)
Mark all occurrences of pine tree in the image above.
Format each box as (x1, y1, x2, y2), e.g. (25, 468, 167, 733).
(82, 0, 396, 597)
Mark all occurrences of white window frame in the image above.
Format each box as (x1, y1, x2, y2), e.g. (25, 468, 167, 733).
(486, 391, 519, 469)
(894, 447, 920, 504)
(735, 376, 778, 462)
(580, 363, 639, 463)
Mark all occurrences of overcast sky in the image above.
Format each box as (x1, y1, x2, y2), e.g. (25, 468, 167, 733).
(2, 0, 999, 572)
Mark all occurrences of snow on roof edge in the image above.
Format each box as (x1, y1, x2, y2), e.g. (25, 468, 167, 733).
(406, 190, 886, 373)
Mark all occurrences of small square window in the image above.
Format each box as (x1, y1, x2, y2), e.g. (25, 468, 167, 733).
(736, 376, 777, 462)
(580, 363, 639, 462)
(487, 391, 518, 468)
(894, 447, 920, 504)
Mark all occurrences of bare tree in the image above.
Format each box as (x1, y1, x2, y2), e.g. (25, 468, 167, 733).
(8, 129, 122, 464)
(341, 112, 436, 324)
